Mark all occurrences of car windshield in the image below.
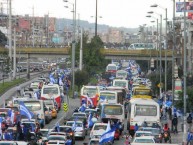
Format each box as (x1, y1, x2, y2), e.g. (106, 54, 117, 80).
(59, 127, 72, 133)
(134, 138, 154, 143)
(48, 136, 65, 141)
(135, 132, 152, 137)
(43, 87, 58, 94)
(143, 128, 160, 135)
(23, 101, 41, 111)
(93, 125, 107, 131)
(40, 130, 49, 137)
(66, 122, 82, 127)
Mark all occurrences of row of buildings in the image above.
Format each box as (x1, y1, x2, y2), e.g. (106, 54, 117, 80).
(0, 14, 153, 47)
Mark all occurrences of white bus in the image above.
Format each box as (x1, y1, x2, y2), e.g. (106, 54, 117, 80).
(99, 103, 125, 125)
(41, 84, 61, 110)
(116, 70, 128, 79)
(113, 79, 129, 92)
(99, 90, 124, 105)
(127, 98, 160, 135)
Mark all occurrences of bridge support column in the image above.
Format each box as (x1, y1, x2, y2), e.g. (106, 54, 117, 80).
(27, 53, 30, 79)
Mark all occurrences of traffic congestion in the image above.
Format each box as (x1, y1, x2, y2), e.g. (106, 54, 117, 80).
(0, 60, 181, 145)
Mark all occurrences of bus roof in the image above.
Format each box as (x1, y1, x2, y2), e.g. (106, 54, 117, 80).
(129, 98, 158, 105)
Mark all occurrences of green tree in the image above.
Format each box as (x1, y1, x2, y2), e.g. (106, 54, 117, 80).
(75, 69, 89, 91)
(75, 34, 109, 76)
(175, 87, 193, 112)
(0, 30, 7, 46)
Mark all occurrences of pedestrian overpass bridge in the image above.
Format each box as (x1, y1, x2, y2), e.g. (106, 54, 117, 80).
(0, 47, 178, 60)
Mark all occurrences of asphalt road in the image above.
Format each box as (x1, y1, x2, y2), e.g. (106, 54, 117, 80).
(1, 72, 184, 145)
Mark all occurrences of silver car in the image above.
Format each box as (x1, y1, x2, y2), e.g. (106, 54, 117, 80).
(66, 120, 86, 140)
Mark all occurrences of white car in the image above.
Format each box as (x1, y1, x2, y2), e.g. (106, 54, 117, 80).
(132, 136, 156, 143)
(90, 122, 108, 139)
(133, 131, 153, 139)
(72, 112, 87, 118)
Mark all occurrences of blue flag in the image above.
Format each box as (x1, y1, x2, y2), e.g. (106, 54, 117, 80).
(19, 101, 34, 120)
(99, 126, 116, 144)
(88, 113, 94, 128)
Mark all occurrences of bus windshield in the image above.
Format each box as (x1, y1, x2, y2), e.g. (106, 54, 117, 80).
(107, 66, 116, 71)
(135, 105, 157, 116)
(114, 81, 127, 88)
(104, 105, 123, 115)
(117, 72, 127, 77)
(134, 89, 151, 96)
(24, 101, 41, 111)
(43, 87, 58, 94)
(83, 88, 98, 96)
(100, 93, 115, 100)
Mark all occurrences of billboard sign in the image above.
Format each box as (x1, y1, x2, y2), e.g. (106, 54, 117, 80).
(176, 1, 193, 12)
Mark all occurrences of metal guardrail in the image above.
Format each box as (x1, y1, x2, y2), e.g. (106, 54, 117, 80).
(0, 47, 70, 54)
(100, 49, 176, 57)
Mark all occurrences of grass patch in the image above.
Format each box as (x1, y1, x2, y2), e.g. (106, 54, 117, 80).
(0, 78, 26, 95)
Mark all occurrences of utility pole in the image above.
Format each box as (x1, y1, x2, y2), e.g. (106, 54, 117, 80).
(79, 28, 83, 71)
(13, 27, 16, 79)
(32, 6, 34, 47)
(159, 14, 162, 98)
(183, 0, 187, 143)
(164, 8, 168, 92)
(95, 0, 98, 36)
(8, 0, 12, 81)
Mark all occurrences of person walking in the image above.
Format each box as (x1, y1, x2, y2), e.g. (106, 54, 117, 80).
(16, 85, 21, 96)
(172, 114, 178, 134)
(187, 113, 193, 131)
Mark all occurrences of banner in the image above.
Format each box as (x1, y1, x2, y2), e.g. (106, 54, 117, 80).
(176, 1, 193, 12)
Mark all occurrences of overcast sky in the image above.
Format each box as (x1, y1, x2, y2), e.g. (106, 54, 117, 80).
(7, 0, 183, 28)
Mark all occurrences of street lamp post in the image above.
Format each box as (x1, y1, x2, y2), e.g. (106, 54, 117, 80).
(151, 4, 168, 92)
(183, 0, 187, 142)
(64, 0, 76, 99)
(147, 15, 159, 75)
(95, 0, 98, 37)
(148, 11, 162, 97)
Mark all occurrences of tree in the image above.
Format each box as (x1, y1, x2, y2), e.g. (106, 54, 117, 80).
(175, 87, 193, 113)
(75, 34, 110, 76)
(0, 30, 7, 46)
(75, 70, 89, 91)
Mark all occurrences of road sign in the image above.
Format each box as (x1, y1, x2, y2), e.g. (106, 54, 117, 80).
(63, 103, 68, 112)
(157, 83, 163, 88)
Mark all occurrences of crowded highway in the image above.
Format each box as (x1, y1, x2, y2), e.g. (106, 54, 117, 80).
(0, 59, 185, 145)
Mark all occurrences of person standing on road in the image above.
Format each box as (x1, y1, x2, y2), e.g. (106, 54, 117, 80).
(187, 113, 193, 131)
(16, 84, 21, 96)
(172, 114, 178, 134)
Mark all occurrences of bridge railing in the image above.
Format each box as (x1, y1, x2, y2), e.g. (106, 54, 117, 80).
(100, 49, 176, 57)
(0, 47, 70, 54)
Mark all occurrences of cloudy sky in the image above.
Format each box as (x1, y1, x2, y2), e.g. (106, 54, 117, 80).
(7, 0, 184, 28)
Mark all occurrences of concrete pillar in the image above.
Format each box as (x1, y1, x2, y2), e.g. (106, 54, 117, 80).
(27, 53, 30, 79)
